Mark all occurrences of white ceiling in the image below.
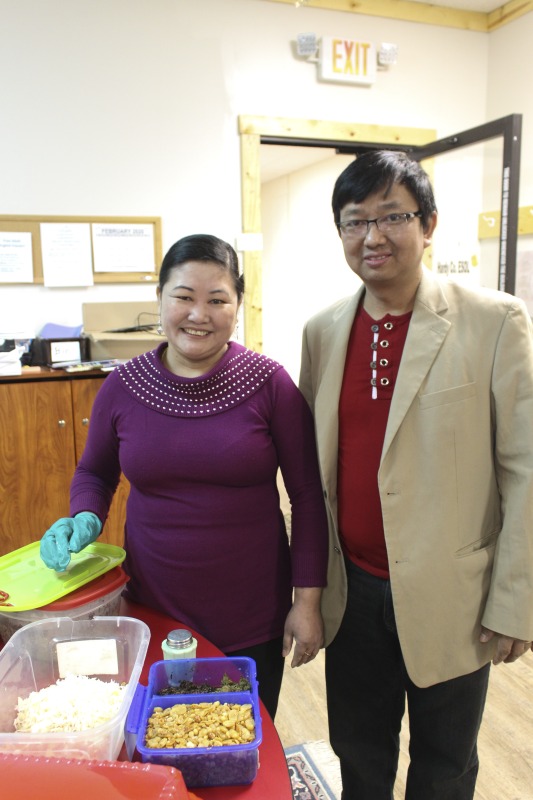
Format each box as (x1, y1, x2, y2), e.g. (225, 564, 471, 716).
(260, 144, 340, 183)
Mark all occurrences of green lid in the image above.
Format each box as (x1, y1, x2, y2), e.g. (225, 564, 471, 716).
(0, 541, 126, 612)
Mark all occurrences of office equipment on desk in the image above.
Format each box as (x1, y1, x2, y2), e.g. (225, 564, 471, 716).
(82, 301, 163, 360)
(28, 335, 91, 366)
(49, 359, 128, 372)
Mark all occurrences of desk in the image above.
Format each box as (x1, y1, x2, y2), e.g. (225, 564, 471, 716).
(120, 598, 293, 800)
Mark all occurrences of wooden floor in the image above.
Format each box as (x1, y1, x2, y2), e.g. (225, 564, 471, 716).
(275, 647, 533, 799)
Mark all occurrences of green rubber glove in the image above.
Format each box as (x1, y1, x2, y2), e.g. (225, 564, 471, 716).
(40, 512, 103, 572)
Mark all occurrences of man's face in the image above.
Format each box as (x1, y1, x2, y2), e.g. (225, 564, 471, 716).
(338, 183, 437, 293)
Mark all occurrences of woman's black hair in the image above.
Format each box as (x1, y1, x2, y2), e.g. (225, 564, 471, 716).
(158, 234, 245, 301)
(332, 150, 437, 228)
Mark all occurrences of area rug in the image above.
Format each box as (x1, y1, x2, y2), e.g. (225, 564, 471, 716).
(285, 740, 341, 800)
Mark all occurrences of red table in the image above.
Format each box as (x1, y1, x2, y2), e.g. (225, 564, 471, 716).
(120, 598, 293, 800)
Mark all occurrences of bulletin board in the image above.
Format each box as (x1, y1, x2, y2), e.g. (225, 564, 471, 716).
(0, 214, 163, 285)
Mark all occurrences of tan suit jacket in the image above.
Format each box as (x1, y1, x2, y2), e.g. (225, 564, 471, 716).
(300, 267, 533, 687)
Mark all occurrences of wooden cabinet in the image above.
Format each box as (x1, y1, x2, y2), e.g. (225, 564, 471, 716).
(69, 378, 129, 548)
(0, 372, 128, 557)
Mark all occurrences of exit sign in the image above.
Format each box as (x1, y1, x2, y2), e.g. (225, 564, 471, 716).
(319, 36, 376, 86)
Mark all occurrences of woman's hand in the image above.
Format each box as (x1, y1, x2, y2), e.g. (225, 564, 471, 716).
(40, 512, 102, 571)
(282, 587, 324, 668)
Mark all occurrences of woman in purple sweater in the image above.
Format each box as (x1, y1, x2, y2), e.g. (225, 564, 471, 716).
(40, 234, 328, 718)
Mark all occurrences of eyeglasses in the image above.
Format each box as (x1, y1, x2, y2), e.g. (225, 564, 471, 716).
(338, 211, 422, 238)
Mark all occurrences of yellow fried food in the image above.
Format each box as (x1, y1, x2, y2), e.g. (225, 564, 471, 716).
(145, 700, 256, 749)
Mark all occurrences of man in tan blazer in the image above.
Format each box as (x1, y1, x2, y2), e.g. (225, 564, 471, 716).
(299, 151, 533, 800)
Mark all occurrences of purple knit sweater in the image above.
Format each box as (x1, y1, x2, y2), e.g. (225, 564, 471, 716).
(70, 342, 328, 651)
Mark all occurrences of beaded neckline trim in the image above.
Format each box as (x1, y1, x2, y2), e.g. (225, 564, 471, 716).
(116, 344, 282, 417)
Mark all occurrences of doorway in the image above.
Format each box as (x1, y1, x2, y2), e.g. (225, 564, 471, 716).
(238, 115, 436, 354)
(238, 114, 521, 361)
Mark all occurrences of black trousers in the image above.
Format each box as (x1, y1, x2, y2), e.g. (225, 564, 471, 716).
(225, 635, 285, 720)
(327, 559, 491, 800)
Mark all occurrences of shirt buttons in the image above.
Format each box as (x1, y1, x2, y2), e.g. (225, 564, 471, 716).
(370, 378, 377, 386)
(370, 361, 377, 369)
(371, 342, 378, 350)
(371, 324, 379, 332)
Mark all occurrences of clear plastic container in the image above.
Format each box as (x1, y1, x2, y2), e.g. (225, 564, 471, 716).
(0, 616, 150, 761)
(0, 567, 129, 644)
(126, 657, 262, 787)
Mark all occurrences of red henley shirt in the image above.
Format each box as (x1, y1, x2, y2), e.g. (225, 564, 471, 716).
(338, 304, 412, 578)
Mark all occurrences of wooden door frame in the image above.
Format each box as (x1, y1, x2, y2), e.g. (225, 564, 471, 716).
(238, 115, 436, 352)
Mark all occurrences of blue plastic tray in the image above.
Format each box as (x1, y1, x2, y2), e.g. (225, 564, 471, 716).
(126, 657, 262, 788)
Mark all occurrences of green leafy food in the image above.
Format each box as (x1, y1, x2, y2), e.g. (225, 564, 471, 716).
(158, 672, 252, 695)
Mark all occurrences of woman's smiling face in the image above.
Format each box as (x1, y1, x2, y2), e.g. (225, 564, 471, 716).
(158, 260, 240, 377)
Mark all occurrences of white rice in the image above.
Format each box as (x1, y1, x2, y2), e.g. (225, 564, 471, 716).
(14, 674, 126, 733)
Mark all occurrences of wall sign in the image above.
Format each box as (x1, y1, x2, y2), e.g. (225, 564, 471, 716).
(319, 36, 376, 86)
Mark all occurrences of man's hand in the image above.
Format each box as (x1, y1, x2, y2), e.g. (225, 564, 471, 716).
(480, 627, 532, 664)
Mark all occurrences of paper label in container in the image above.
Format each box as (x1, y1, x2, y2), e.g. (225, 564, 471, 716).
(56, 638, 119, 677)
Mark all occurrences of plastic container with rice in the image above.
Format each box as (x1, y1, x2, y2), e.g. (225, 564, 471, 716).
(0, 615, 150, 761)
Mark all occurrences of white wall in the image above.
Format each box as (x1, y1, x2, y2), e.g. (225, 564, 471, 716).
(484, 13, 533, 313)
(486, 13, 533, 205)
(0, 0, 531, 354)
(262, 155, 356, 380)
